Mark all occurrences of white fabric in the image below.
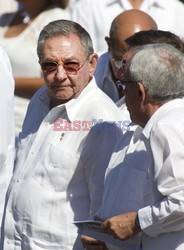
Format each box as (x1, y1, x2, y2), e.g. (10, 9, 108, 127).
(98, 98, 184, 249)
(116, 96, 126, 111)
(0, 46, 15, 235)
(1, 79, 125, 250)
(0, 7, 70, 136)
(70, 0, 184, 52)
(98, 125, 143, 250)
(0, 0, 18, 14)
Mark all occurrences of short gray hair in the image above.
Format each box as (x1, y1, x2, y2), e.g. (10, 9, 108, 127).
(37, 19, 94, 62)
(129, 43, 184, 101)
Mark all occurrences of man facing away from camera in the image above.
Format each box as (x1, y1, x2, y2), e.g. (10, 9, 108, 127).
(82, 43, 184, 250)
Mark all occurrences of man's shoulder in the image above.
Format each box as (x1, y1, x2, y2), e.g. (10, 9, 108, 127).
(94, 52, 110, 86)
(95, 52, 109, 70)
(30, 86, 48, 102)
(84, 82, 124, 121)
(143, 99, 184, 139)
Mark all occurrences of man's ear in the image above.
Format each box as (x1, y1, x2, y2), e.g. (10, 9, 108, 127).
(137, 82, 147, 104)
(89, 53, 98, 77)
(105, 37, 111, 52)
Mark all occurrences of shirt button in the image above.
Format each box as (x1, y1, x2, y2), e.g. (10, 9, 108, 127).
(16, 179, 20, 182)
(7, 240, 10, 244)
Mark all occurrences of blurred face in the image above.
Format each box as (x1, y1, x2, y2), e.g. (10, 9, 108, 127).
(119, 51, 141, 123)
(116, 48, 135, 81)
(109, 41, 128, 79)
(40, 34, 97, 107)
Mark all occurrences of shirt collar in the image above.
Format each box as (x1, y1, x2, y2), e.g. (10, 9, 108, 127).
(148, 0, 165, 9)
(142, 98, 184, 139)
(106, 0, 121, 6)
(38, 80, 98, 123)
(64, 78, 97, 122)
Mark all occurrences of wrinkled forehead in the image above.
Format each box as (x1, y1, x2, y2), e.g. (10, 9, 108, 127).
(42, 34, 86, 60)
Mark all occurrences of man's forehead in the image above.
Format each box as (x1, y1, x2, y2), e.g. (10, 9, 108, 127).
(44, 34, 81, 46)
(42, 35, 86, 57)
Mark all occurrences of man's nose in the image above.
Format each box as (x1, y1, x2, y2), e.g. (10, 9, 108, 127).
(54, 65, 67, 80)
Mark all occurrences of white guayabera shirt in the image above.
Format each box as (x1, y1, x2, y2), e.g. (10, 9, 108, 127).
(99, 99, 184, 250)
(1, 79, 126, 250)
(0, 46, 15, 235)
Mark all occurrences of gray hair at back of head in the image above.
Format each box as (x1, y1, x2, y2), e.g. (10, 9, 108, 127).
(37, 19, 94, 62)
(129, 43, 184, 101)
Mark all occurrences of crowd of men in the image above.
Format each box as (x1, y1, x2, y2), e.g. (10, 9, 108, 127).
(0, 3, 184, 250)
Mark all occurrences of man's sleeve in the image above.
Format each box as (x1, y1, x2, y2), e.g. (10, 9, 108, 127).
(138, 123, 184, 237)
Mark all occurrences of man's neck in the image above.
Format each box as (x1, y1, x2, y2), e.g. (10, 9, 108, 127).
(128, 0, 143, 9)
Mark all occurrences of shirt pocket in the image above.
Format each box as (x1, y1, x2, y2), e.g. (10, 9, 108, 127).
(33, 143, 80, 192)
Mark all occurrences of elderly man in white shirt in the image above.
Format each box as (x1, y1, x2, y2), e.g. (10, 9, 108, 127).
(70, 0, 184, 52)
(0, 47, 15, 235)
(81, 44, 184, 250)
(94, 9, 157, 104)
(0, 20, 126, 250)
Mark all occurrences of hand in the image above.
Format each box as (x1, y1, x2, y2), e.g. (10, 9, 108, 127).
(101, 212, 140, 241)
(81, 235, 108, 250)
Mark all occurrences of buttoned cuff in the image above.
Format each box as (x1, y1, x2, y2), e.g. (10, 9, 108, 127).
(138, 206, 159, 237)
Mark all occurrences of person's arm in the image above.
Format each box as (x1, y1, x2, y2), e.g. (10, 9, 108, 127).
(14, 77, 45, 98)
(138, 122, 184, 237)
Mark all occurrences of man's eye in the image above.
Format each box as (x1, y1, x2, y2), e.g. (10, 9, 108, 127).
(41, 62, 57, 71)
(64, 62, 79, 69)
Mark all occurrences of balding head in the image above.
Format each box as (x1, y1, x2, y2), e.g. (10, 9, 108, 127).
(110, 9, 157, 48)
(106, 9, 157, 84)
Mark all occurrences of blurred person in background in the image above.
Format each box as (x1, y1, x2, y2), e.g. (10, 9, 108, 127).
(0, 46, 15, 239)
(0, 0, 70, 137)
(70, 0, 184, 52)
